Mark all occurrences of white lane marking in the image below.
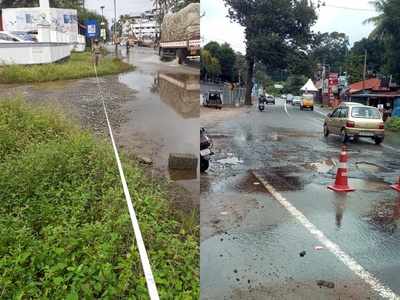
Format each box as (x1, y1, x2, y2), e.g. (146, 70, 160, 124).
(383, 144, 400, 153)
(93, 64, 160, 300)
(252, 171, 399, 300)
(283, 99, 290, 116)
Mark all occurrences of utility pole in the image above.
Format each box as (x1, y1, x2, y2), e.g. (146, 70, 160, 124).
(362, 50, 367, 92)
(114, 0, 118, 56)
(100, 5, 105, 42)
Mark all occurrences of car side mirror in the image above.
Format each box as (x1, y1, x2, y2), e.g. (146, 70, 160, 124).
(327, 113, 332, 117)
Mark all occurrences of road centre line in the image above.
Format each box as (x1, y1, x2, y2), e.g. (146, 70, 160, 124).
(283, 99, 290, 116)
(252, 171, 399, 300)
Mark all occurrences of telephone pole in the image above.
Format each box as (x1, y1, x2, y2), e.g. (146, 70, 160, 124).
(114, 0, 118, 56)
(362, 50, 367, 92)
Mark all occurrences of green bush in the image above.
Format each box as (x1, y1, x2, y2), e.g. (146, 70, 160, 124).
(0, 52, 134, 84)
(0, 99, 199, 299)
(386, 117, 400, 131)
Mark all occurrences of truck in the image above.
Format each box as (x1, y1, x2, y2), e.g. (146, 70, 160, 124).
(159, 3, 200, 64)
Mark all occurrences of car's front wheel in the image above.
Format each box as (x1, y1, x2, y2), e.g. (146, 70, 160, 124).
(323, 124, 329, 137)
(374, 137, 383, 145)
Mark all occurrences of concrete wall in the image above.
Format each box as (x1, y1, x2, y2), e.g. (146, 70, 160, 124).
(2, 7, 78, 42)
(0, 42, 71, 65)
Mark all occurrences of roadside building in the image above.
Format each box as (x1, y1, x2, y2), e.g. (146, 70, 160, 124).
(120, 10, 160, 44)
(0, 0, 79, 43)
(345, 78, 400, 118)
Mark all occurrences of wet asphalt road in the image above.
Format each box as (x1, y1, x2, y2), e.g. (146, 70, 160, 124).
(200, 98, 400, 299)
(116, 47, 200, 210)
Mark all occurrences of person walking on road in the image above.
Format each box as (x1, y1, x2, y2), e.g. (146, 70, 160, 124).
(92, 39, 101, 66)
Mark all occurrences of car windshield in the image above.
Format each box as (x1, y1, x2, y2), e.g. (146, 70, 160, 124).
(209, 93, 220, 100)
(11, 31, 35, 41)
(351, 107, 381, 119)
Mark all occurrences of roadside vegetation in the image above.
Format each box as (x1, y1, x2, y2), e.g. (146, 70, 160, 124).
(386, 117, 400, 131)
(0, 52, 133, 84)
(0, 98, 199, 299)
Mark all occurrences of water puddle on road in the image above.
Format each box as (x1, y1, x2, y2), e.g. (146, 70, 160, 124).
(217, 156, 244, 165)
(169, 169, 198, 181)
(255, 166, 305, 192)
(365, 198, 400, 234)
(157, 72, 199, 118)
(349, 178, 388, 192)
(355, 162, 388, 173)
(303, 159, 335, 173)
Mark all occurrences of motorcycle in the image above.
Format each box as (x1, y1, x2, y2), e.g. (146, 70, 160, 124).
(200, 127, 214, 172)
(258, 96, 266, 112)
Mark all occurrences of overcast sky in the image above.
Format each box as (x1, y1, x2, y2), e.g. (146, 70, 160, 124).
(85, 0, 153, 21)
(201, 0, 378, 54)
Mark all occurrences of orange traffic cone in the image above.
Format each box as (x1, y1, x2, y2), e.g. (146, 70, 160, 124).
(391, 177, 400, 192)
(328, 146, 355, 193)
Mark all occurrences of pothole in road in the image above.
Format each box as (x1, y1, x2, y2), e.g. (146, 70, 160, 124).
(234, 172, 268, 193)
(365, 199, 400, 234)
(355, 162, 389, 173)
(303, 159, 335, 174)
(217, 157, 244, 165)
(349, 178, 389, 192)
(255, 166, 306, 192)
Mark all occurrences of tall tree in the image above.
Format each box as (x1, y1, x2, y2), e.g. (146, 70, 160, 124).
(0, 0, 37, 7)
(311, 32, 350, 74)
(224, 0, 317, 105)
(363, 0, 387, 40)
(201, 49, 221, 81)
(380, 0, 400, 82)
(203, 41, 236, 82)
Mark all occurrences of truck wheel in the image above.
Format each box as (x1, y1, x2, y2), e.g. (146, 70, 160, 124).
(176, 49, 186, 65)
(159, 48, 165, 60)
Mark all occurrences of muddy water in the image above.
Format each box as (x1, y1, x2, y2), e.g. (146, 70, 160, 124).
(117, 47, 199, 209)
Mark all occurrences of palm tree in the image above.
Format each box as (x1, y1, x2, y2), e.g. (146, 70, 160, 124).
(363, 0, 387, 40)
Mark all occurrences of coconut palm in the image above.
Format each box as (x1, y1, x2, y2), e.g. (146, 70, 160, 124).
(363, 0, 387, 40)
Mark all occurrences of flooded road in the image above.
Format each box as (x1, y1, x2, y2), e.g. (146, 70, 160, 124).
(117, 47, 199, 210)
(200, 98, 400, 299)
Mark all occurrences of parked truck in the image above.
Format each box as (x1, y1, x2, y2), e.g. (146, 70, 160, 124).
(159, 3, 200, 64)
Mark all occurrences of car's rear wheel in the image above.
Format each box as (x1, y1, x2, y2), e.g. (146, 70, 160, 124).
(341, 129, 349, 144)
(323, 124, 329, 137)
(374, 137, 383, 145)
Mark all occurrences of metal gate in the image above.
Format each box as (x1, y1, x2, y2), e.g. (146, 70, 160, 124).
(222, 87, 246, 106)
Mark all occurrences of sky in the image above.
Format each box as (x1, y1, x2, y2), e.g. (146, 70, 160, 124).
(85, 0, 153, 22)
(201, 0, 379, 54)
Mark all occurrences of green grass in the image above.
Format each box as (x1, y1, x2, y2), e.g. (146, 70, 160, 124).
(386, 117, 400, 131)
(0, 99, 199, 299)
(0, 52, 134, 84)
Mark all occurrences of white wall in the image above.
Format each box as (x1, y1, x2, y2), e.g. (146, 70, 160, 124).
(2, 7, 78, 43)
(0, 43, 71, 65)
